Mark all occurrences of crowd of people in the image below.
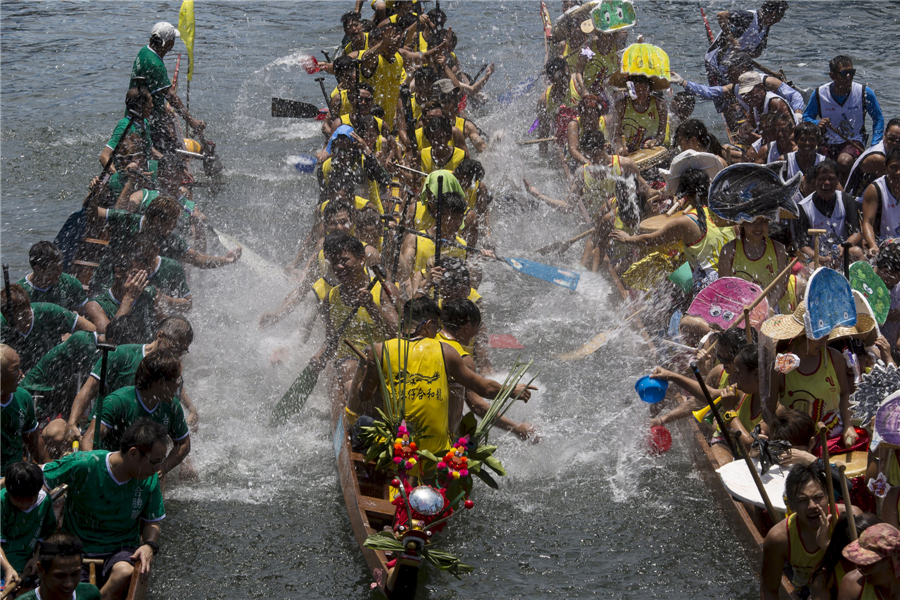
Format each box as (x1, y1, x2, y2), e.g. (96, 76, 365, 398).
(3, 0, 900, 598)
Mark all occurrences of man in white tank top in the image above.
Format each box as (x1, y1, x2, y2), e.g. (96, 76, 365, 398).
(846, 119, 900, 196)
(797, 159, 864, 267)
(861, 148, 900, 254)
(802, 55, 885, 183)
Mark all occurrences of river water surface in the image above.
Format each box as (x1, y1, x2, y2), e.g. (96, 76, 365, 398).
(1, 1, 897, 598)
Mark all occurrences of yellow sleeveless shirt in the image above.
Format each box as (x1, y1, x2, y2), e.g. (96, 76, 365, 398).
(732, 237, 794, 314)
(436, 331, 469, 358)
(414, 234, 467, 272)
(621, 96, 662, 151)
(583, 40, 619, 90)
(331, 87, 352, 116)
(786, 511, 833, 588)
(544, 76, 581, 116)
(582, 156, 623, 218)
(780, 349, 843, 436)
(683, 208, 736, 272)
(381, 337, 450, 454)
(327, 281, 383, 359)
(363, 52, 406, 126)
(420, 146, 465, 175)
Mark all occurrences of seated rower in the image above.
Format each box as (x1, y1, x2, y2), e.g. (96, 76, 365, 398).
(439, 299, 535, 441)
(350, 297, 534, 457)
(312, 233, 399, 400)
(1, 345, 50, 475)
(326, 55, 358, 130)
(317, 125, 392, 213)
(755, 112, 796, 165)
(0, 461, 56, 589)
(395, 67, 438, 147)
(835, 523, 900, 600)
(412, 101, 467, 155)
(610, 168, 735, 291)
(760, 462, 844, 600)
(717, 216, 794, 314)
(454, 158, 491, 247)
(536, 58, 582, 145)
(42, 419, 166, 600)
(340, 11, 369, 58)
(398, 189, 469, 283)
(89, 252, 165, 343)
(808, 513, 883, 600)
(781, 121, 826, 199)
(135, 233, 192, 315)
(796, 159, 866, 268)
(610, 73, 668, 155)
(63, 316, 194, 446)
(419, 114, 467, 177)
(329, 83, 391, 157)
(435, 79, 487, 153)
(673, 119, 730, 169)
(873, 239, 900, 361)
(565, 95, 609, 168)
(14, 531, 102, 600)
(81, 352, 191, 484)
(99, 86, 156, 174)
(845, 118, 900, 198)
(18, 241, 109, 334)
(1, 285, 96, 374)
(860, 147, 900, 255)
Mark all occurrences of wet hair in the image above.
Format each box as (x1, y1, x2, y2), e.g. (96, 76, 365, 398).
(323, 231, 365, 260)
(717, 326, 757, 356)
(545, 57, 567, 77)
(769, 409, 816, 448)
(887, 118, 900, 133)
(815, 513, 883, 581)
(1, 284, 32, 318)
(581, 130, 607, 155)
(4, 461, 44, 498)
(759, 0, 788, 17)
(125, 86, 151, 115)
(145, 195, 182, 226)
(785, 462, 828, 507)
(120, 417, 168, 455)
(356, 82, 375, 97)
(455, 158, 485, 182)
(774, 112, 794, 127)
(340, 11, 361, 27)
(112, 249, 150, 276)
(441, 191, 468, 216)
(323, 199, 353, 224)
(424, 114, 452, 138)
(793, 121, 819, 140)
(403, 297, 441, 325)
(29, 241, 63, 270)
(441, 298, 481, 330)
(333, 55, 357, 78)
(38, 531, 84, 571)
(134, 232, 162, 259)
(134, 351, 180, 390)
(105, 314, 147, 346)
(677, 169, 711, 236)
(810, 158, 839, 181)
(414, 66, 439, 89)
(427, 7, 447, 28)
(829, 55, 853, 74)
(885, 146, 900, 166)
(354, 206, 381, 231)
(675, 119, 724, 157)
(158, 316, 193, 347)
(436, 256, 471, 289)
(735, 343, 759, 371)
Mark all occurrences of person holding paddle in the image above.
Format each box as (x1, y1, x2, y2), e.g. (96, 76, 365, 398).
(860, 147, 900, 254)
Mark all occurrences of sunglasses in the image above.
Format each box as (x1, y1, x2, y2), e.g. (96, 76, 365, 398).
(838, 68, 856, 77)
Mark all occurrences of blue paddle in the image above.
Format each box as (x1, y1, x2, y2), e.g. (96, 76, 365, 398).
(498, 74, 540, 107)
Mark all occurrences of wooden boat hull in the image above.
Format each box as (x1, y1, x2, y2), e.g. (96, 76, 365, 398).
(602, 260, 800, 599)
(329, 370, 423, 599)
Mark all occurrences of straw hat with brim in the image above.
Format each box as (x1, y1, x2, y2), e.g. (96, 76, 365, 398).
(761, 301, 877, 344)
(828, 290, 879, 346)
(660, 150, 724, 195)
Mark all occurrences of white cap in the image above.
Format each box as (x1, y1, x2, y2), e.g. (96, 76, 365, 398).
(737, 71, 764, 96)
(150, 22, 180, 43)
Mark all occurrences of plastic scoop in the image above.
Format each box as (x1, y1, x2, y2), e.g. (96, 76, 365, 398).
(301, 55, 320, 74)
(647, 425, 672, 455)
(635, 375, 668, 403)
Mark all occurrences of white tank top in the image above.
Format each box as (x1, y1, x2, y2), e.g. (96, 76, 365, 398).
(785, 151, 826, 179)
(799, 191, 849, 246)
(873, 176, 900, 239)
(816, 82, 866, 144)
(737, 91, 784, 130)
(845, 141, 885, 194)
(767, 141, 781, 163)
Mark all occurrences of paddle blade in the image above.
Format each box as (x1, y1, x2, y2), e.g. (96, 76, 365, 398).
(489, 334, 524, 349)
(271, 366, 319, 425)
(556, 331, 610, 361)
(503, 257, 579, 290)
(271, 98, 322, 119)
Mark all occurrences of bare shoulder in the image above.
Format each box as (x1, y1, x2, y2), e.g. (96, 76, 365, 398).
(835, 568, 864, 600)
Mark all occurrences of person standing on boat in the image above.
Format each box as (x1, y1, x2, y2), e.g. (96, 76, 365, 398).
(350, 297, 535, 457)
(129, 22, 205, 168)
(845, 118, 900, 197)
(860, 148, 900, 254)
(704, 1, 788, 91)
(760, 462, 845, 599)
(836, 524, 900, 600)
(42, 419, 166, 600)
(802, 55, 885, 184)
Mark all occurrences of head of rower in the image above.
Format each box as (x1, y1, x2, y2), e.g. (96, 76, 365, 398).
(676, 119, 718, 155)
(152, 316, 193, 358)
(33, 531, 87, 600)
(828, 54, 856, 96)
(329, 129, 362, 164)
(424, 114, 453, 149)
(794, 121, 820, 155)
(454, 158, 484, 190)
(324, 232, 368, 288)
(27, 241, 65, 290)
(441, 298, 481, 347)
(1, 284, 34, 335)
(577, 94, 606, 125)
(736, 71, 768, 112)
(773, 112, 794, 149)
(436, 80, 462, 118)
(741, 216, 772, 246)
(352, 82, 376, 117)
(134, 351, 183, 409)
(400, 297, 441, 339)
(426, 189, 468, 235)
(413, 66, 439, 104)
(757, 0, 788, 27)
(884, 119, 900, 156)
(340, 11, 363, 41)
(143, 196, 182, 238)
(333, 55, 358, 90)
(580, 130, 609, 164)
(545, 57, 568, 86)
(626, 74, 652, 105)
(353, 206, 382, 248)
(886, 147, 900, 189)
(715, 327, 756, 379)
(811, 158, 840, 203)
(148, 22, 179, 59)
(322, 197, 354, 236)
(125, 85, 153, 120)
(785, 462, 832, 531)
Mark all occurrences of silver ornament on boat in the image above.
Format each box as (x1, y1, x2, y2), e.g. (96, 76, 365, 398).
(408, 486, 445, 516)
(850, 363, 900, 426)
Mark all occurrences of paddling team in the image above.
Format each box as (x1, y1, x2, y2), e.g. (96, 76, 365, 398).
(3, 1, 900, 599)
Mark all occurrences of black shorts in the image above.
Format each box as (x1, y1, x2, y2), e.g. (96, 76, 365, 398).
(81, 547, 138, 585)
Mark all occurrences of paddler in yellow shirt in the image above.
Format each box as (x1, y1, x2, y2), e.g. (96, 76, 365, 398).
(397, 189, 469, 283)
(350, 297, 535, 457)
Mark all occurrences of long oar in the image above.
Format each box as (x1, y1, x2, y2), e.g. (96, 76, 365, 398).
(556, 309, 642, 360)
(91, 343, 117, 449)
(271, 278, 379, 425)
(271, 97, 325, 119)
(535, 229, 591, 255)
(837, 462, 858, 540)
(817, 423, 840, 524)
(518, 137, 556, 146)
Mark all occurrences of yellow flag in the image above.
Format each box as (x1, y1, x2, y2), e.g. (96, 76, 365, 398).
(179, 0, 195, 81)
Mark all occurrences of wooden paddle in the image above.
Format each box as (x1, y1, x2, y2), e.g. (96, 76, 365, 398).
(821, 122, 866, 153)
(837, 462, 858, 540)
(535, 229, 592, 256)
(808, 228, 826, 269)
(818, 422, 840, 525)
(271, 97, 323, 119)
(518, 137, 556, 146)
(91, 343, 117, 449)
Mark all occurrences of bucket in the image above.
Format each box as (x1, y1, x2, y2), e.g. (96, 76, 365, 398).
(647, 425, 672, 455)
(668, 261, 692, 294)
(294, 155, 317, 174)
(635, 375, 668, 403)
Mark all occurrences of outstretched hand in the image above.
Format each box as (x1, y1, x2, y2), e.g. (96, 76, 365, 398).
(513, 383, 537, 402)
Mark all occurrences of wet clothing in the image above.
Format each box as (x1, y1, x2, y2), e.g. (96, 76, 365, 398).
(845, 141, 885, 196)
(0, 488, 57, 572)
(797, 191, 860, 252)
(363, 52, 406, 127)
(785, 510, 834, 589)
(17, 583, 101, 600)
(420, 146, 465, 176)
(147, 256, 190, 299)
(325, 281, 383, 359)
(1, 304, 79, 374)
(128, 46, 170, 126)
(779, 348, 844, 437)
(18, 273, 89, 313)
(97, 386, 189, 451)
(90, 287, 158, 343)
(620, 96, 664, 152)
(21, 331, 99, 422)
(1, 387, 38, 476)
(89, 343, 147, 394)
(866, 175, 900, 240)
(803, 82, 883, 146)
(731, 237, 793, 314)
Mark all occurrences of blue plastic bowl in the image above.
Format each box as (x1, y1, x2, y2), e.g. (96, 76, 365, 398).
(635, 375, 668, 404)
(294, 155, 316, 174)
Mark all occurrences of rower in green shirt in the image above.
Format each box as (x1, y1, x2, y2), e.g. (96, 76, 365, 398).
(42, 419, 166, 599)
(89, 253, 160, 344)
(14, 531, 101, 600)
(135, 233, 191, 312)
(0, 462, 56, 584)
(82, 352, 190, 480)
(99, 87, 157, 173)
(1, 285, 95, 374)
(1, 345, 50, 476)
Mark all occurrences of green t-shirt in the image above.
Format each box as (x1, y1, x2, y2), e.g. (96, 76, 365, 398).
(107, 117, 153, 155)
(148, 256, 190, 298)
(90, 209, 187, 294)
(89, 287, 158, 343)
(1, 303, 78, 373)
(98, 386, 189, 451)
(105, 159, 158, 201)
(90, 343, 146, 395)
(0, 488, 57, 572)
(21, 331, 99, 422)
(17, 583, 101, 600)
(129, 46, 170, 122)
(17, 273, 88, 313)
(1, 387, 38, 476)
(42, 450, 165, 554)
